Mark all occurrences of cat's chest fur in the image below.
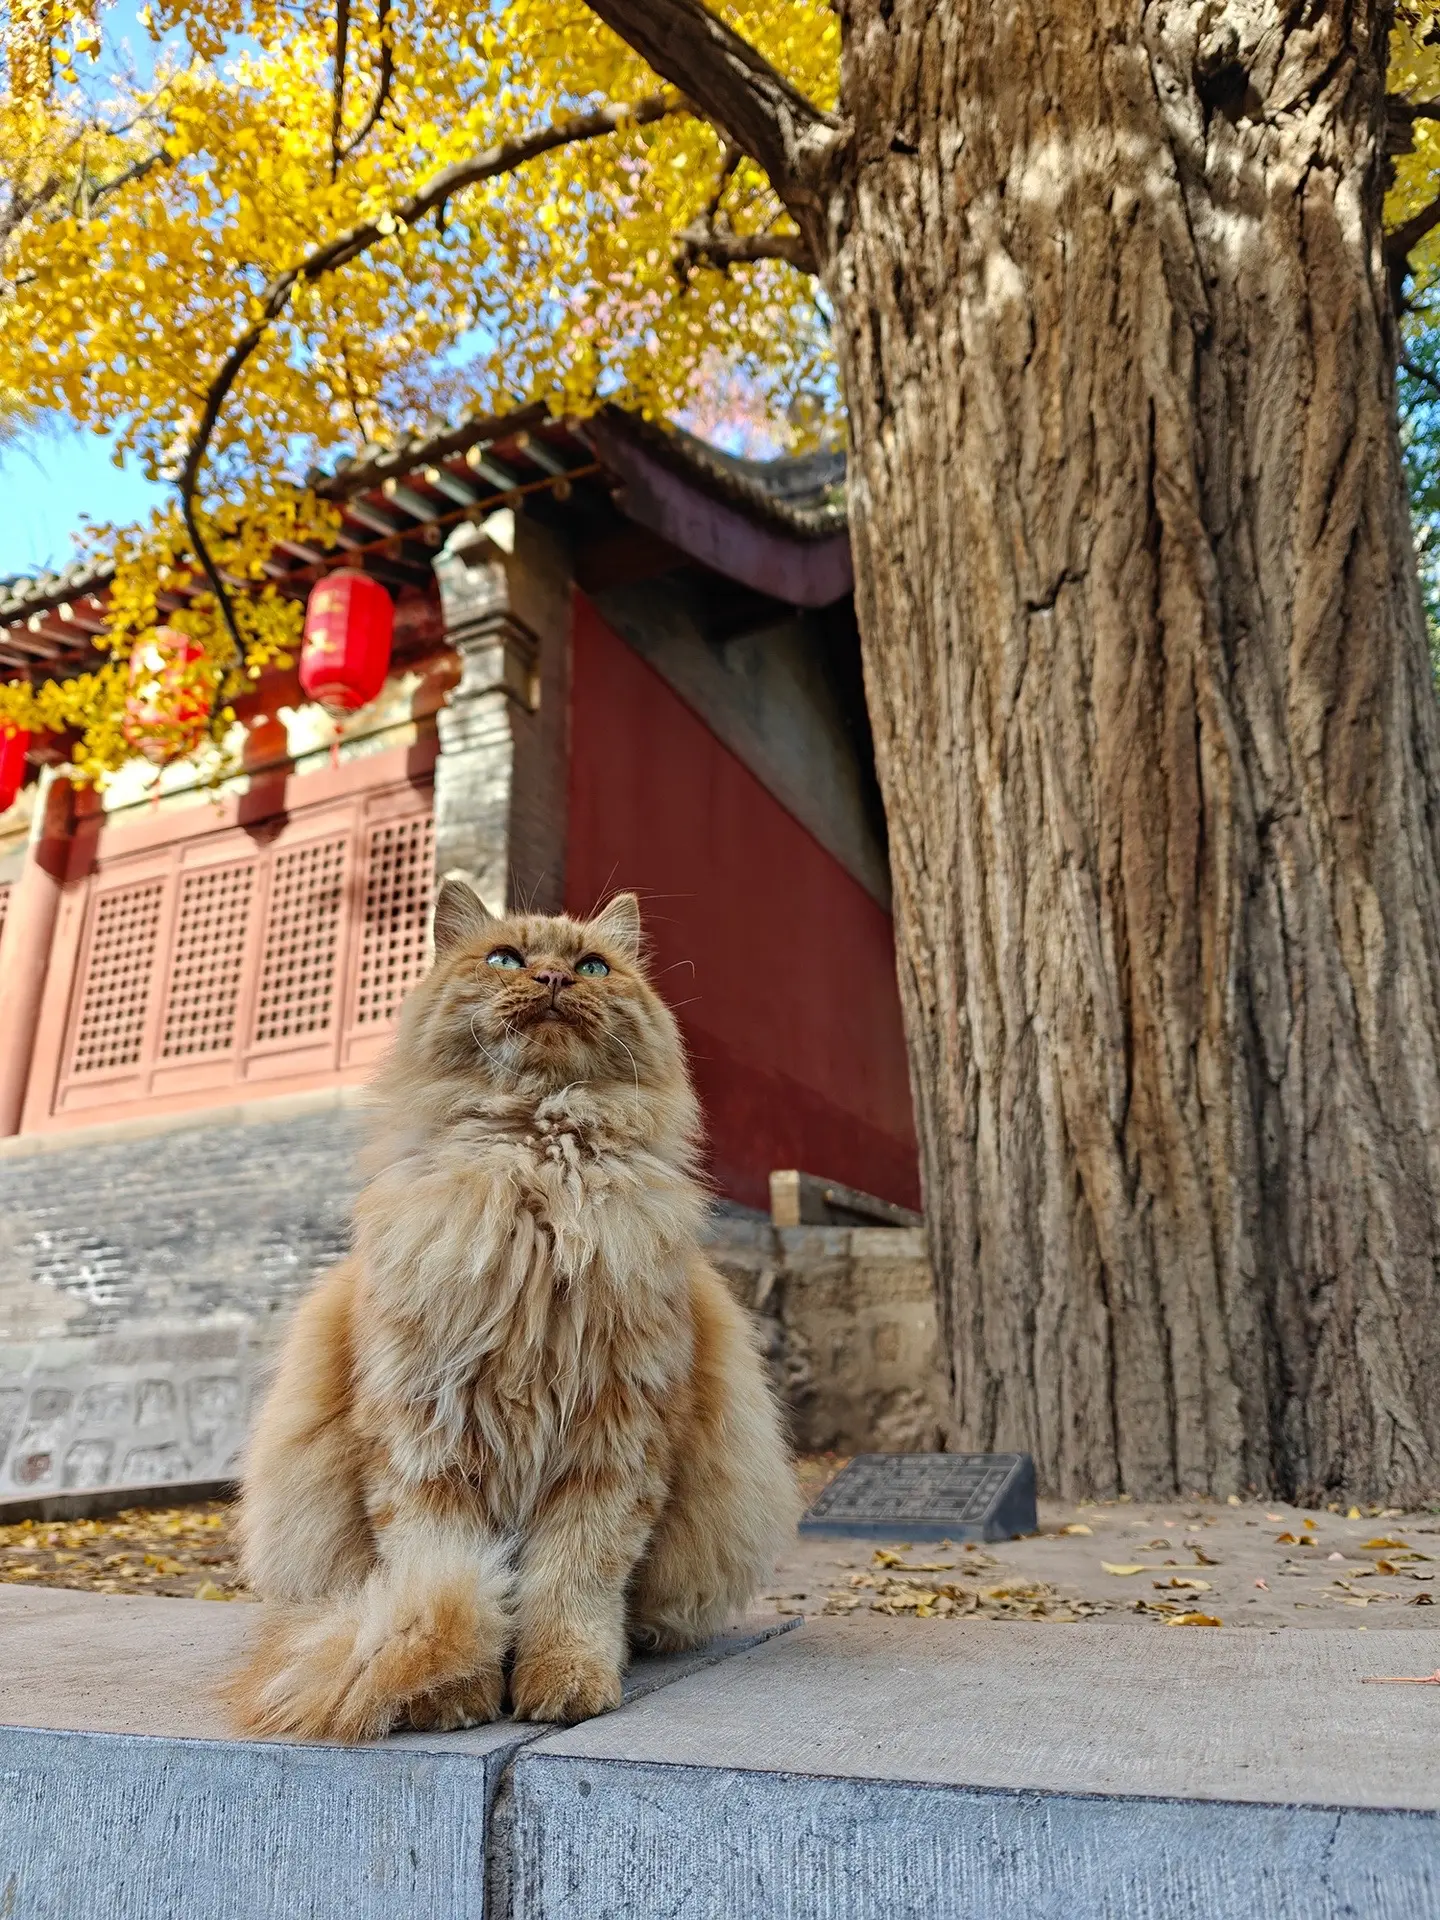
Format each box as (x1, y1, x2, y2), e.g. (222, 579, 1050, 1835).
(351, 1097, 697, 1510)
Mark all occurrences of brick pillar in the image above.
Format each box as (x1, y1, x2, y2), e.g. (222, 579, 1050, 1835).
(432, 511, 570, 913)
(0, 769, 75, 1136)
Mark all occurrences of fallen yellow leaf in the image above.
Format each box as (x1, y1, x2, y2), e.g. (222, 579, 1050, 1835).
(1102, 1562, 1150, 1576)
(1060, 1524, 1093, 1536)
(1361, 1538, 1411, 1551)
(1154, 1576, 1211, 1591)
(193, 1580, 230, 1601)
(1167, 1612, 1222, 1626)
(1275, 1532, 1299, 1544)
(1348, 1507, 1362, 1520)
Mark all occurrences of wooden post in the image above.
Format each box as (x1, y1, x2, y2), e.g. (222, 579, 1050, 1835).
(0, 770, 75, 1137)
(769, 1168, 922, 1230)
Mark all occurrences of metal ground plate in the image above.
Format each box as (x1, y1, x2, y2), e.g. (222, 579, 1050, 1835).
(799, 1452, 1037, 1542)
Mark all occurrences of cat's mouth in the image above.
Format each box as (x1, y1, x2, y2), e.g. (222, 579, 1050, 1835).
(512, 998, 578, 1030)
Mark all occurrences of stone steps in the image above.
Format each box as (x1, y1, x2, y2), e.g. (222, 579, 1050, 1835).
(1, 1590, 1436, 1918)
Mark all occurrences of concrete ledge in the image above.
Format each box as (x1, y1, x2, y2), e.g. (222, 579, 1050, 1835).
(3, 1724, 502, 1920)
(508, 1759, 1438, 1919)
(0, 1588, 793, 1920)
(0, 1474, 237, 1524)
(510, 1618, 1440, 1918)
(2, 1595, 1437, 1918)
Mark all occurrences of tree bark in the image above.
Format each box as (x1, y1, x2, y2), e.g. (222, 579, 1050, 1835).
(828, 0, 1440, 1501)
(583, 0, 1440, 1500)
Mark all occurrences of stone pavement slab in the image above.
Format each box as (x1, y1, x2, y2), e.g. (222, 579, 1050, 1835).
(0, 1587, 789, 1920)
(4, 1593, 1439, 1920)
(509, 1616, 1440, 1919)
(764, 1480, 1440, 1629)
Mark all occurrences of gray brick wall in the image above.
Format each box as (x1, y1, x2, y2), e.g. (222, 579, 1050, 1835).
(0, 1100, 365, 1504)
(0, 1100, 946, 1506)
(0, 1103, 360, 1346)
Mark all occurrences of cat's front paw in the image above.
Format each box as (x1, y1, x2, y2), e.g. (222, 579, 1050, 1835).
(510, 1638, 623, 1724)
(404, 1663, 506, 1732)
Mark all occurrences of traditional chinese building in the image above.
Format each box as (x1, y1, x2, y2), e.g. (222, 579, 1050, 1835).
(0, 408, 917, 1223)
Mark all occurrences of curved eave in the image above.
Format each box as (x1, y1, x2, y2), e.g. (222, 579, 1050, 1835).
(1, 407, 855, 678)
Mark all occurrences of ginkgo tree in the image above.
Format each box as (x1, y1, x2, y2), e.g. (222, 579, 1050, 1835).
(6, 0, 1440, 1503)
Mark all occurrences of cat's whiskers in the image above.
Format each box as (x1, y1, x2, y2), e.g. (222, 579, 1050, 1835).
(469, 1009, 510, 1076)
(611, 1033, 643, 1121)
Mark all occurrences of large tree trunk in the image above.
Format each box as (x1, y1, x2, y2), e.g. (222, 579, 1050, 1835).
(829, 0, 1440, 1499)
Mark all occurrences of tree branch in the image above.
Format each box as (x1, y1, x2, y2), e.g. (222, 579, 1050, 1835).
(175, 90, 680, 661)
(337, 0, 394, 163)
(1387, 93, 1440, 156)
(1388, 193, 1440, 299)
(330, 0, 351, 180)
(675, 218, 812, 273)
(579, 0, 843, 237)
(1398, 96, 1440, 120)
(86, 145, 172, 212)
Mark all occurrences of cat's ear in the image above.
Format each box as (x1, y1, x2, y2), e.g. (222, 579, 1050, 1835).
(588, 892, 642, 962)
(433, 872, 499, 955)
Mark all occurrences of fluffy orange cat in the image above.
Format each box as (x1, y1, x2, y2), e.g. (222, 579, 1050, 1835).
(226, 881, 796, 1741)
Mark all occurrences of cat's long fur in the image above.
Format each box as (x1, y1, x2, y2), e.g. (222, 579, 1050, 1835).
(226, 883, 796, 1741)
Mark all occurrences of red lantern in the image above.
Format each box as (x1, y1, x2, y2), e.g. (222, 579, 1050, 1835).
(300, 570, 393, 714)
(0, 723, 30, 813)
(122, 628, 211, 765)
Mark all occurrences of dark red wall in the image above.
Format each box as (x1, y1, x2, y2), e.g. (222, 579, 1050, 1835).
(565, 595, 919, 1212)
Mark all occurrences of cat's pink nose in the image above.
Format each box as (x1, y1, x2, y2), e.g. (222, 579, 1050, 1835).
(533, 966, 575, 997)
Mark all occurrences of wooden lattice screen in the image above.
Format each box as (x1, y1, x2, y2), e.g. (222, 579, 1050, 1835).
(38, 768, 434, 1125)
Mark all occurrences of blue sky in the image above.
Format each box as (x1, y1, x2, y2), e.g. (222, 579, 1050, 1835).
(0, 429, 169, 581)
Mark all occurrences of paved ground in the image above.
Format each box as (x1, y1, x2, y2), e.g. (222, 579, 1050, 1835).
(0, 1456, 1435, 1630)
(5, 1589, 1437, 1920)
(0, 1500, 243, 1599)
(761, 1455, 1440, 1631)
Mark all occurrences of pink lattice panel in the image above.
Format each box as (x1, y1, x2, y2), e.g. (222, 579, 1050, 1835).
(354, 815, 435, 1026)
(67, 880, 166, 1075)
(253, 835, 347, 1042)
(160, 861, 257, 1058)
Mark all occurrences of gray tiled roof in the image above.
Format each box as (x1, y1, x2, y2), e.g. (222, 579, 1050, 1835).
(0, 406, 849, 673)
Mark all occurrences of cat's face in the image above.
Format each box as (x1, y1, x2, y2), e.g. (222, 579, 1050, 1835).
(405, 882, 683, 1093)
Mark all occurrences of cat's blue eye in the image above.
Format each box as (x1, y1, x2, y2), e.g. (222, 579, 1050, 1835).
(486, 948, 525, 970)
(576, 955, 609, 978)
